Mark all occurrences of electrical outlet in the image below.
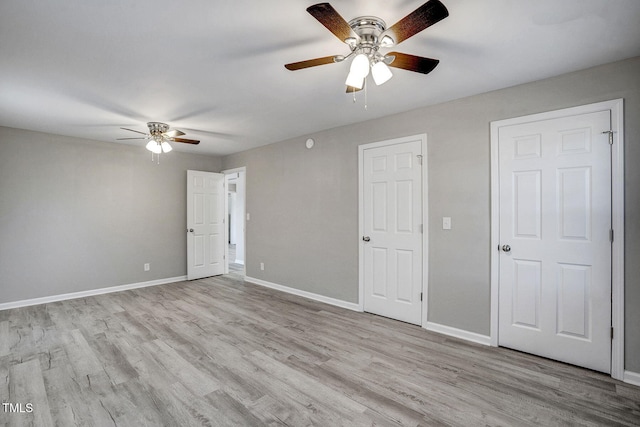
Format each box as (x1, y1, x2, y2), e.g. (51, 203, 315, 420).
(260, 262, 264, 271)
(144, 263, 150, 271)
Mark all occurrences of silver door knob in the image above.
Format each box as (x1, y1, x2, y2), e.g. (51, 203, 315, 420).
(362, 236, 371, 242)
(502, 244, 511, 252)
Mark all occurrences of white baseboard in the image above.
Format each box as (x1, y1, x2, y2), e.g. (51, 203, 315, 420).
(426, 321, 491, 346)
(624, 370, 640, 387)
(245, 276, 362, 312)
(0, 276, 187, 311)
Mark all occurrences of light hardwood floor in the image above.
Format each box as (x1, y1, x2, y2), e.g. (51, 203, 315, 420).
(1, 275, 639, 426)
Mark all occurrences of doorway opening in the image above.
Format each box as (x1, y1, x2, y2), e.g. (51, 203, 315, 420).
(224, 167, 246, 277)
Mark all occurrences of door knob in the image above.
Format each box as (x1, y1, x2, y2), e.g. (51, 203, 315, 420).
(362, 236, 371, 242)
(188, 228, 194, 233)
(502, 244, 511, 252)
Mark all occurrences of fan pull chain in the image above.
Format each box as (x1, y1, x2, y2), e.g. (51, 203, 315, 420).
(151, 152, 161, 164)
(364, 78, 368, 110)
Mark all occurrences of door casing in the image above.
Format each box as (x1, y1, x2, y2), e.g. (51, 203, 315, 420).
(489, 99, 625, 380)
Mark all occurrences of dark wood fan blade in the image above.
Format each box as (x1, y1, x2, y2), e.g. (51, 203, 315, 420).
(120, 127, 147, 135)
(385, 0, 449, 45)
(346, 85, 363, 93)
(172, 138, 200, 145)
(164, 129, 186, 138)
(307, 3, 355, 42)
(117, 137, 147, 140)
(285, 56, 337, 71)
(387, 52, 439, 74)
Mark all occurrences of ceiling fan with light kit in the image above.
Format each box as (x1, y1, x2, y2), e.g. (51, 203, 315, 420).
(285, 1, 449, 96)
(117, 122, 200, 163)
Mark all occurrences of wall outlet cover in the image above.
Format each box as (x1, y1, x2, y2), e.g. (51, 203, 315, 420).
(443, 217, 452, 230)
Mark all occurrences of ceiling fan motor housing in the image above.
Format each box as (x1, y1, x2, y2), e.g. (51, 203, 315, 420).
(147, 122, 170, 136)
(348, 16, 387, 50)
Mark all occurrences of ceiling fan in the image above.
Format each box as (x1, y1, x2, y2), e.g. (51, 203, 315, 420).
(117, 122, 200, 159)
(285, 1, 449, 92)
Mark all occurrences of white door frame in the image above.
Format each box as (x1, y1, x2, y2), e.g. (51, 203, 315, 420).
(490, 99, 625, 380)
(358, 134, 429, 327)
(222, 166, 247, 275)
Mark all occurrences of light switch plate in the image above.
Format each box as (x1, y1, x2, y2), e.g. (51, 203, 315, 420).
(443, 217, 452, 230)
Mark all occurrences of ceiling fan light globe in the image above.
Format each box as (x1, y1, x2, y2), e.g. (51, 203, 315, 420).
(345, 71, 365, 89)
(145, 140, 157, 152)
(161, 141, 173, 153)
(372, 61, 393, 85)
(149, 142, 162, 154)
(350, 53, 370, 78)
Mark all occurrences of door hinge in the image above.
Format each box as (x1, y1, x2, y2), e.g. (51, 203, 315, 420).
(420, 292, 423, 302)
(417, 154, 423, 165)
(601, 130, 615, 145)
(611, 327, 614, 339)
(610, 229, 614, 243)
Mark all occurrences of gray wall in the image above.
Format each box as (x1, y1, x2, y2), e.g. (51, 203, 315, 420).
(0, 127, 221, 303)
(222, 56, 640, 372)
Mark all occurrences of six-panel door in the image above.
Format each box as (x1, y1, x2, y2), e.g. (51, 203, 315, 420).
(498, 110, 612, 373)
(187, 170, 225, 280)
(363, 139, 423, 325)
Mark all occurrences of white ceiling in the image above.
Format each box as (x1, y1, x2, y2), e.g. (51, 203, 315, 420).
(1, 0, 639, 156)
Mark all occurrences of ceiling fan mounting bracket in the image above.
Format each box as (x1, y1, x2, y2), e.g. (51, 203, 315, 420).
(347, 16, 388, 47)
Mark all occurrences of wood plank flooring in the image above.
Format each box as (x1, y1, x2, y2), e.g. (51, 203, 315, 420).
(1, 275, 639, 426)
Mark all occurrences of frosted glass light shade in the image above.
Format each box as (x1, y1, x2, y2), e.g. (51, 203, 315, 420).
(345, 71, 365, 89)
(372, 61, 393, 85)
(161, 141, 173, 153)
(146, 140, 162, 154)
(350, 53, 370, 77)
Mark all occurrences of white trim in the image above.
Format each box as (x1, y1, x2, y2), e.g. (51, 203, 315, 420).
(489, 99, 625, 380)
(0, 276, 187, 311)
(245, 276, 362, 312)
(490, 119, 501, 346)
(623, 371, 640, 387)
(426, 322, 491, 346)
(422, 137, 429, 327)
(609, 99, 625, 381)
(358, 134, 428, 323)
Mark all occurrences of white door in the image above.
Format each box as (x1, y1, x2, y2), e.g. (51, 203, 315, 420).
(187, 170, 225, 280)
(497, 110, 612, 373)
(361, 137, 424, 325)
